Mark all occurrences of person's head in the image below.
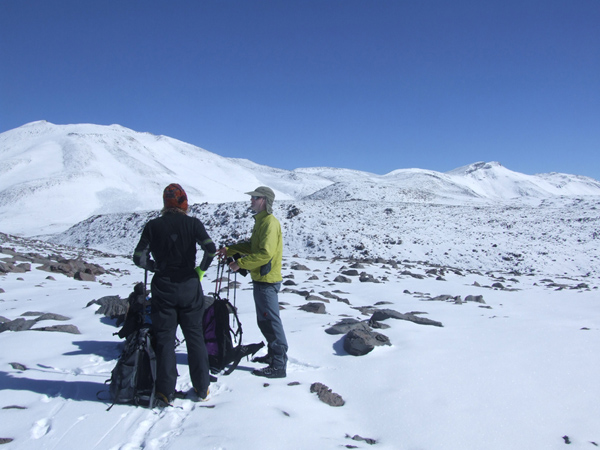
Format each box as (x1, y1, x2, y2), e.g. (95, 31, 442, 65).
(245, 186, 275, 214)
(162, 183, 188, 213)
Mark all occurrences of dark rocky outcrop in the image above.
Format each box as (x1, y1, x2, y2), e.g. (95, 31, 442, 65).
(0, 243, 107, 282)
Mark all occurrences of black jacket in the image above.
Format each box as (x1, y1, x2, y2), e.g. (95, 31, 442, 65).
(133, 211, 216, 282)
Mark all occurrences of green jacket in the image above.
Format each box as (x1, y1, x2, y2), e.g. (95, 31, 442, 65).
(226, 210, 283, 283)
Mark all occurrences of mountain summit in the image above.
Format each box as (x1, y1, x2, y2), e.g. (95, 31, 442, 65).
(1, 121, 599, 235)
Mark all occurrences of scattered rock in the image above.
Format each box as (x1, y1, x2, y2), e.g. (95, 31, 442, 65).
(401, 270, 425, 279)
(291, 263, 310, 271)
(33, 324, 81, 334)
(281, 288, 310, 298)
(352, 305, 377, 316)
(334, 275, 352, 283)
(306, 294, 329, 303)
(20, 311, 46, 317)
(310, 382, 345, 407)
(21, 312, 70, 321)
(87, 295, 128, 320)
(36, 257, 106, 281)
(0, 438, 14, 444)
(370, 309, 443, 327)
(0, 318, 36, 332)
(75, 271, 96, 282)
(341, 269, 359, 276)
(346, 434, 377, 445)
(9, 362, 27, 371)
(359, 272, 379, 283)
(1, 312, 78, 334)
(299, 302, 327, 314)
(318, 291, 350, 304)
(369, 320, 390, 329)
(465, 295, 486, 304)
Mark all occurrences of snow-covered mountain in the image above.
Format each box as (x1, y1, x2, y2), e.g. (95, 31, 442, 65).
(2, 123, 599, 449)
(1, 121, 600, 236)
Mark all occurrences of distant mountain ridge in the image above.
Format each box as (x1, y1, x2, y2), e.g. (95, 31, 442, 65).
(1, 121, 599, 236)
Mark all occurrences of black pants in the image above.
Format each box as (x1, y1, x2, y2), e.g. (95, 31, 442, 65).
(151, 275, 209, 397)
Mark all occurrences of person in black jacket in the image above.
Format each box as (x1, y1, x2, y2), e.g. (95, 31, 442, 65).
(133, 183, 216, 405)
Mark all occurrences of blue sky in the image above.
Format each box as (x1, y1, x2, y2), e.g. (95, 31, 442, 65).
(1, 1, 599, 179)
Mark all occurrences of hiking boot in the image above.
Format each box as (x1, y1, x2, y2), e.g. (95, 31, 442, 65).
(251, 366, 286, 379)
(190, 387, 210, 402)
(173, 390, 187, 399)
(155, 391, 173, 408)
(252, 353, 273, 365)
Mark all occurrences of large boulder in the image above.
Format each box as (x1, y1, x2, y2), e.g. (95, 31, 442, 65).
(343, 328, 390, 356)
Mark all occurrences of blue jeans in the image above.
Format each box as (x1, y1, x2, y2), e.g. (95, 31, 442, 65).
(253, 281, 288, 369)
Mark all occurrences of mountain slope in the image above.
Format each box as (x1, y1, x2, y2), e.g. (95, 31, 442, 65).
(1, 121, 600, 236)
(0, 122, 285, 234)
(48, 196, 600, 277)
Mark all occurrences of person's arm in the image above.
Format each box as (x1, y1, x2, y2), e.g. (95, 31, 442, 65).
(133, 224, 156, 272)
(195, 220, 217, 272)
(225, 241, 252, 257)
(237, 219, 277, 270)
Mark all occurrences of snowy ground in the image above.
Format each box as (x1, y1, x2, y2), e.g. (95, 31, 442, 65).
(1, 239, 599, 450)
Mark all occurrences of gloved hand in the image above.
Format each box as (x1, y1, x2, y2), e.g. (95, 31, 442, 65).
(195, 267, 205, 281)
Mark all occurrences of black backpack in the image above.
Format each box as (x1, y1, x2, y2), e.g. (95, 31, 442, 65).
(108, 326, 156, 407)
(105, 281, 156, 409)
(116, 282, 151, 339)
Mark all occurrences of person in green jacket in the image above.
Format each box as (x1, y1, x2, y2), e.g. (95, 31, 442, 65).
(217, 186, 288, 378)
